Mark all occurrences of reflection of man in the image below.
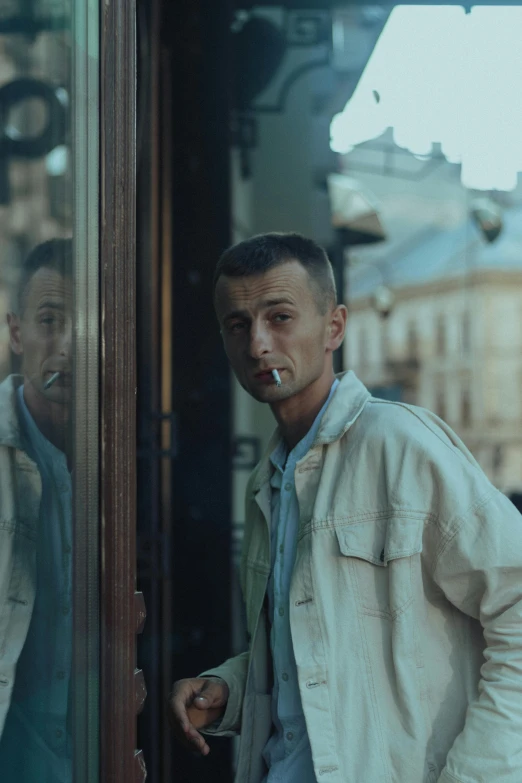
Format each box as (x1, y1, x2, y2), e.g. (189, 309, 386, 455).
(0, 239, 73, 782)
(170, 232, 522, 782)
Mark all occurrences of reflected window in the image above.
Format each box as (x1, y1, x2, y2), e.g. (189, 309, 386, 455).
(461, 381, 472, 428)
(461, 311, 471, 356)
(436, 315, 446, 357)
(359, 327, 369, 373)
(435, 377, 446, 421)
(407, 321, 418, 362)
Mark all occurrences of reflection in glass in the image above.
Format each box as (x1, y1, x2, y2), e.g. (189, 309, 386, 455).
(0, 6, 74, 782)
(1, 239, 73, 782)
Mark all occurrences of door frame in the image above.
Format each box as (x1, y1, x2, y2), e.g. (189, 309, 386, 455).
(99, 1, 142, 781)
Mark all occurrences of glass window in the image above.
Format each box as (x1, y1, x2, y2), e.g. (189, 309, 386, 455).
(461, 311, 471, 356)
(359, 326, 368, 373)
(0, 3, 99, 782)
(461, 380, 472, 428)
(435, 377, 446, 422)
(436, 315, 446, 357)
(407, 321, 418, 362)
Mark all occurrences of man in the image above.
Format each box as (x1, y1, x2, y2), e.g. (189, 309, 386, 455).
(0, 238, 73, 783)
(170, 232, 522, 782)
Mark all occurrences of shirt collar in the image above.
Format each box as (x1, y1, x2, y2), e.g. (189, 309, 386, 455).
(269, 378, 340, 475)
(252, 371, 371, 494)
(17, 385, 67, 466)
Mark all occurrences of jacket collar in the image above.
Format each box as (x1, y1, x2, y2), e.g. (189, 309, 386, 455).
(0, 374, 25, 450)
(250, 370, 370, 493)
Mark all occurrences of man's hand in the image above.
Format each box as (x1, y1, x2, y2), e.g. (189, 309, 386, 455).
(168, 677, 229, 756)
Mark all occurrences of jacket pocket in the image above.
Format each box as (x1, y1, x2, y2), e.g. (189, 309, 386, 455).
(335, 516, 424, 619)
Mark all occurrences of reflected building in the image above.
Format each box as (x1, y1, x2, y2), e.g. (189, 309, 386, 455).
(346, 204, 522, 495)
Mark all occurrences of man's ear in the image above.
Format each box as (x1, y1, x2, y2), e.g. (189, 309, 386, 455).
(326, 304, 347, 352)
(7, 313, 23, 356)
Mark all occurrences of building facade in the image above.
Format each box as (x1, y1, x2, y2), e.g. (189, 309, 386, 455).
(346, 213, 522, 494)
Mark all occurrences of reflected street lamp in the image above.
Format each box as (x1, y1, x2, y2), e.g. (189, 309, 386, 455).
(470, 197, 503, 244)
(373, 284, 395, 319)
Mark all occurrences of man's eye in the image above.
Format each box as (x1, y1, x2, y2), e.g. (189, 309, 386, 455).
(41, 316, 56, 325)
(228, 322, 246, 333)
(273, 313, 291, 323)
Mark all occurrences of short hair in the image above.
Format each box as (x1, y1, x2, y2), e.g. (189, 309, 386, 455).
(17, 238, 73, 314)
(213, 232, 337, 315)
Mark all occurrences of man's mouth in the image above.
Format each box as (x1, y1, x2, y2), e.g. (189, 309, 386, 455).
(254, 368, 282, 384)
(44, 371, 72, 389)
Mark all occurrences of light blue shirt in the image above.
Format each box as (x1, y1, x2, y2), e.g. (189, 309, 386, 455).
(0, 386, 73, 782)
(262, 379, 339, 783)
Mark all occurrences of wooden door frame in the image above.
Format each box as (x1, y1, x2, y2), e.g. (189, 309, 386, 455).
(99, 1, 143, 781)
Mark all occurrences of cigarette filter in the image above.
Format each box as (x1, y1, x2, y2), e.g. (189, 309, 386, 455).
(44, 371, 61, 390)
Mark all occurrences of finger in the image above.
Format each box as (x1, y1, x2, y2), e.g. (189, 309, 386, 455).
(185, 726, 210, 756)
(169, 692, 193, 733)
(187, 704, 224, 729)
(170, 680, 203, 716)
(192, 697, 214, 712)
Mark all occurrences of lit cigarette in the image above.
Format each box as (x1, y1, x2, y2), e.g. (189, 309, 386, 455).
(272, 369, 282, 387)
(44, 371, 61, 390)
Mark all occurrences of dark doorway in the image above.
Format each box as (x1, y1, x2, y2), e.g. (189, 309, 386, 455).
(136, 0, 234, 780)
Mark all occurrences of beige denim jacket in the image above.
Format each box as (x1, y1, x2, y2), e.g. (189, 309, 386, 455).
(0, 375, 41, 737)
(202, 370, 522, 783)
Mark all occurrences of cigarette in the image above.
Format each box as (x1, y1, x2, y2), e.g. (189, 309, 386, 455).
(44, 371, 61, 390)
(271, 369, 282, 387)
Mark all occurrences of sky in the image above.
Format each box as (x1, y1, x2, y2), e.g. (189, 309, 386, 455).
(330, 4, 522, 192)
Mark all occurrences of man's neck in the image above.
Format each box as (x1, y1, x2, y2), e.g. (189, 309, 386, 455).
(271, 368, 336, 452)
(22, 380, 72, 463)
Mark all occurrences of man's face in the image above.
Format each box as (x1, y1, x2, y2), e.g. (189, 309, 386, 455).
(8, 266, 73, 406)
(215, 260, 345, 403)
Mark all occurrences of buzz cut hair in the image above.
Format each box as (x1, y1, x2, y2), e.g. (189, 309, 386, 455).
(17, 238, 73, 315)
(213, 232, 337, 315)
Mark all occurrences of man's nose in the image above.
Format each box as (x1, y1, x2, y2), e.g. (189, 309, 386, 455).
(248, 322, 271, 358)
(59, 322, 73, 357)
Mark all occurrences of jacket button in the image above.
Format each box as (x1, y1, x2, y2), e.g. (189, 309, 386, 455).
(284, 483, 292, 491)
(278, 607, 284, 616)
(282, 672, 289, 681)
(286, 732, 294, 741)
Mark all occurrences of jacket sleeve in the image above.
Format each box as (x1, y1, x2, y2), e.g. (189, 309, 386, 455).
(196, 468, 266, 738)
(197, 651, 250, 736)
(434, 487, 522, 783)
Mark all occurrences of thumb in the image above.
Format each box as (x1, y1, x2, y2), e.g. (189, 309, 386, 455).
(193, 680, 227, 710)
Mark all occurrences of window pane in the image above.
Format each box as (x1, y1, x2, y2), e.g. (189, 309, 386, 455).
(0, 3, 99, 782)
